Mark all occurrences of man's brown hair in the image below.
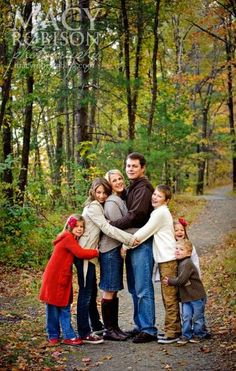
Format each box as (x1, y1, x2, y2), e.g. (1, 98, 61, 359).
(126, 152, 146, 167)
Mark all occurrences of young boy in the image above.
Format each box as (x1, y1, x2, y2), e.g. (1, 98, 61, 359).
(163, 240, 208, 344)
(123, 185, 181, 343)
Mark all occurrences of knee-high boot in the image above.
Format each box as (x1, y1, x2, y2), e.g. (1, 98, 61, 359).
(101, 299, 126, 341)
(112, 297, 128, 340)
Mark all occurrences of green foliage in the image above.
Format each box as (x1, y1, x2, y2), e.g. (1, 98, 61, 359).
(0, 205, 60, 268)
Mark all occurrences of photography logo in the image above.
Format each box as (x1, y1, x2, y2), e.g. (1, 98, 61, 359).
(12, 5, 100, 48)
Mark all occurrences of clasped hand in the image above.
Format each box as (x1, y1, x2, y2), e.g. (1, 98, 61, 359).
(163, 276, 169, 286)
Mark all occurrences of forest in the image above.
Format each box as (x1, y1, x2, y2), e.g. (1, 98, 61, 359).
(0, 0, 235, 267)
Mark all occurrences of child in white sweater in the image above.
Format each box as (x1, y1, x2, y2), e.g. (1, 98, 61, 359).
(122, 185, 181, 344)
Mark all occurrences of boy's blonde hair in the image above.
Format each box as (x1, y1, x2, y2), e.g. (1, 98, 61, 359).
(177, 239, 193, 255)
(156, 184, 172, 201)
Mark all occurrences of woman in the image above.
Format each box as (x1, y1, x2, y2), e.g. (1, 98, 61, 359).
(99, 169, 134, 341)
(74, 178, 136, 344)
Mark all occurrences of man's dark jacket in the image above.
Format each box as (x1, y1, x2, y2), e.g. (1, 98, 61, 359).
(110, 177, 154, 230)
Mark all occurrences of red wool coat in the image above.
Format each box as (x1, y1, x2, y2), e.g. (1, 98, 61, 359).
(39, 230, 98, 307)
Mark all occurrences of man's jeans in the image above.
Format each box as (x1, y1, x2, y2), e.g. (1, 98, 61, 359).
(46, 303, 76, 340)
(75, 259, 100, 337)
(126, 238, 157, 336)
(182, 298, 207, 339)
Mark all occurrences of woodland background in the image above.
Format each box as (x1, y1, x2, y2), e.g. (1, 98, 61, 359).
(0, 0, 235, 268)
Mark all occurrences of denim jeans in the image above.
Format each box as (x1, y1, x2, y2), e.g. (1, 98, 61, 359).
(46, 303, 76, 340)
(182, 298, 207, 339)
(126, 238, 157, 336)
(74, 259, 99, 338)
(89, 270, 103, 331)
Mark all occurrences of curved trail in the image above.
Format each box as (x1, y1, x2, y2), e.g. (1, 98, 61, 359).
(188, 185, 236, 255)
(67, 185, 236, 371)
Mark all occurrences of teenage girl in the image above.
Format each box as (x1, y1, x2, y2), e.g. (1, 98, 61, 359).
(74, 178, 137, 344)
(39, 214, 98, 346)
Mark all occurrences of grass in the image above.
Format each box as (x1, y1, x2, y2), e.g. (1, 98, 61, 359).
(171, 194, 206, 224)
(201, 232, 236, 332)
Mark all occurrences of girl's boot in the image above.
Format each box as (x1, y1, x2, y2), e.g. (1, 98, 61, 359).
(101, 299, 126, 341)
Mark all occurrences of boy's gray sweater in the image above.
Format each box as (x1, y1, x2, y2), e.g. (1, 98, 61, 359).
(168, 257, 206, 303)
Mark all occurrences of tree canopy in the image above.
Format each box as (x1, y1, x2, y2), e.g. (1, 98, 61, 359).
(0, 0, 235, 208)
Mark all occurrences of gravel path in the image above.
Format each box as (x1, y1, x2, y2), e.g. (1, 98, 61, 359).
(188, 185, 236, 255)
(66, 185, 236, 371)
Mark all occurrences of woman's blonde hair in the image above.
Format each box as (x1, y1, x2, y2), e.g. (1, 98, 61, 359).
(104, 169, 125, 183)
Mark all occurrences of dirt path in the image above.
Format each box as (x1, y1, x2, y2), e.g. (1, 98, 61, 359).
(65, 185, 236, 371)
(188, 185, 236, 255)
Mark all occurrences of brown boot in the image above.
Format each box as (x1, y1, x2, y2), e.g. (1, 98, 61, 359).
(112, 297, 129, 340)
(101, 299, 126, 341)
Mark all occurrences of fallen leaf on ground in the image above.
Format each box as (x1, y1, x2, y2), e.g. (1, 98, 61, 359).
(200, 346, 211, 353)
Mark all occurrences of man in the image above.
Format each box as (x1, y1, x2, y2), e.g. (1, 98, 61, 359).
(110, 152, 157, 343)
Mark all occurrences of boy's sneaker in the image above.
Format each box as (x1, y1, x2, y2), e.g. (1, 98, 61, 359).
(189, 336, 201, 343)
(82, 332, 104, 344)
(92, 322, 105, 335)
(48, 338, 60, 345)
(93, 329, 104, 335)
(62, 338, 83, 346)
(92, 325, 105, 336)
(158, 336, 180, 344)
(177, 336, 189, 345)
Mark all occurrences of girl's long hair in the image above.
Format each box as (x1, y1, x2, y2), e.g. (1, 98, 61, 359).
(63, 214, 85, 232)
(84, 177, 112, 206)
(174, 219, 189, 240)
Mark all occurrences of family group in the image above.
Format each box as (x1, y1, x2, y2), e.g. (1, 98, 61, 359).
(39, 152, 210, 347)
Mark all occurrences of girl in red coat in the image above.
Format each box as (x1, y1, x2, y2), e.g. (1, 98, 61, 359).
(40, 214, 99, 346)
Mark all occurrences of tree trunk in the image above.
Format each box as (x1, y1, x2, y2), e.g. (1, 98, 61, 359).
(76, 0, 90, 166)
(89, 42, 100, 141)
(131, 0, 143, 130)
(196, 106, 209, 195)
(2, 109, 13, 203)
(196, 159, 206, 195)
(225, 16, 236, 191)
(148, 0, 160, 136)
(65, 93, 73, 186)
(72, 77, 76, 161)
(0, 5, 26, 130)
(120, 0, 134, 140)
(54, 120, 64, 199)
(17, 1, 34, 205)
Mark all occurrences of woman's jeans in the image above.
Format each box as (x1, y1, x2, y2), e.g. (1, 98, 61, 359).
(75, 259, 100, 338)
(46, 303, 76, 340)
(126, 238, 157, 336)
(182, 298, 207, 339)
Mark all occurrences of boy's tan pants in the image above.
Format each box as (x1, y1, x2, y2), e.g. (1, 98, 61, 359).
(159, 260, 181, 338)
